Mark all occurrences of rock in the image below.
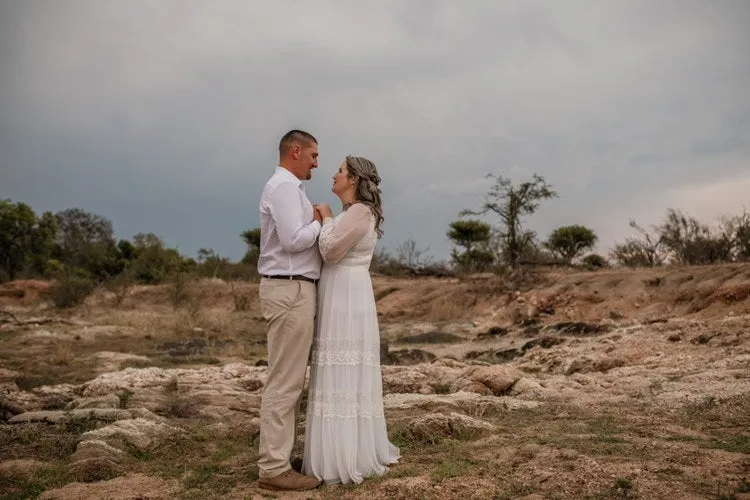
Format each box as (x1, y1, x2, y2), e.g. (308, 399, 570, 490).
(93, 352, 150, 373)
(0, 395, 27, 416)
(476, 326, 511, 340)
(31, 384, 78, 409)
(450, 380, 494, 396)
(691, 333, 718, 345)
(207, 416, 260, 438)
(0, 368, 22, 383)
(487, 326, 509, 336)
(592, 357, 626, 373)
(384, 392, 539, 413)
(546, 322, 609, 336)
(126, 388, 173, 413)
(609, 310, 625, 320)
(522, 336, 564, 351)
(382, 369, 431, 394)
(406, 412, 494, 441)
(509, 377, 548, 399)
(39, 473, 180, 500)
(397, 331, 464, 344)
(387, 349, 437, 365)
(465, 347, 523, 363)
(80, 418, 183, 452)
(563, 357, 593, 375)
(66, 395, 121, 410)
(523, 324, 543, 335)
(70, 440, 128, 482)
(79, 364, 267, 422)
(667, 334, 681, 342)
(461, 365, 523, 396)
(9, 408, 139, 424)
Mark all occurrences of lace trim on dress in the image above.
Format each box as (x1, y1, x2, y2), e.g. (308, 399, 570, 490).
(308, 389, 386, 419)
(310, 338, 381, 366)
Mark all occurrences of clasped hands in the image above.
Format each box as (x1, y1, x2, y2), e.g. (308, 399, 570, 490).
(312, 203, 333, 223)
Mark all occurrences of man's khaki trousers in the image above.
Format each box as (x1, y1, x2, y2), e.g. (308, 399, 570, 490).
(257, 278, 316, 479)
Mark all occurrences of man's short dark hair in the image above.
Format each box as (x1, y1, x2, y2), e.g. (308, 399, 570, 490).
(279, 130, 317, 155)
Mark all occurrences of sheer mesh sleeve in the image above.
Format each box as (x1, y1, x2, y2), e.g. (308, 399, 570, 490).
(318, 204, 373, 263)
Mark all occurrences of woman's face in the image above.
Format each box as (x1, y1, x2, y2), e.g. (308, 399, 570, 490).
(332, 160, 354, 197)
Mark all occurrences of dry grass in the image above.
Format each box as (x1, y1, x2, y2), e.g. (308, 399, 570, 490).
(1, 268, 750, 499)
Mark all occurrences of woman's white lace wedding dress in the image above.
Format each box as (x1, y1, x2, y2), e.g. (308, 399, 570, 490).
(302, 204, 400, 484)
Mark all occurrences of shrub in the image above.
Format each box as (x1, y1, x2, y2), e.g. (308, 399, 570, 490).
(582, 254, 608, 269)
(545, 225, 598, 264)
(49, 272, 96, 308)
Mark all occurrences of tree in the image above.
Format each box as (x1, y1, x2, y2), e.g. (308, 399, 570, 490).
(447, 219, 494, 271)
(240, 228, 262, 266)
(728, 209, 750, 261)
(54, 208, 121, 280)
(55, 208, 115, 253)
(611, 218, 665, 268)
(127, 233, 186, 284)
(240, 228, 261, 250)
(461, 173, 557, 268)
(396, 236, 433, 270)
(0, 199, 37, 280)
(658, 209, 732, 265)
(25, 211, 58, 276)
(133, 232, 164, 249)
(117, 239, 137, 261)
(545, 225, 598, 264)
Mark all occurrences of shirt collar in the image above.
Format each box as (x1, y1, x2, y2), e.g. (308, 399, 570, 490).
(275, 166, 303, 188)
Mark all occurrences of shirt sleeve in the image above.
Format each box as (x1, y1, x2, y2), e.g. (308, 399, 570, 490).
(268, 182, 321, 253)
(319, 204, 372, 263)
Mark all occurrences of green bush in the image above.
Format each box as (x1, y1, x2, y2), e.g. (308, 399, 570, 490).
(582, 254, 608, 269)
(49, 272, 96, 308)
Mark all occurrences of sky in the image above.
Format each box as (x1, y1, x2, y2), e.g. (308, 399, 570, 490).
(1, 1, 749, 263)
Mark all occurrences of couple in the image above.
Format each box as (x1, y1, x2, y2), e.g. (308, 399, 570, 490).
(255, 130, 400, 491)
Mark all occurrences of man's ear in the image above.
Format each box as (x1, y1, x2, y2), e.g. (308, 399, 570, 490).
(291, 144, 301, 160)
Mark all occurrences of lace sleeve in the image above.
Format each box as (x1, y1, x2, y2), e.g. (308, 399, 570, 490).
(318, 204, 372, 263)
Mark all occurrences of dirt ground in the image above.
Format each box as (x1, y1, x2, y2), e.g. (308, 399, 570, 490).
(1, 264, 749, 499)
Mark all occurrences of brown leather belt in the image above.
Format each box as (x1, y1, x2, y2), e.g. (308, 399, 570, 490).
(262, 274, 318, 284)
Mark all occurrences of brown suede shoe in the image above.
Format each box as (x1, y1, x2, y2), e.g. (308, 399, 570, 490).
(258, 469, 321, 491)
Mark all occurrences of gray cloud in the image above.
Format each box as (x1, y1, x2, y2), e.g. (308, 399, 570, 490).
(2, 0, 749, 261)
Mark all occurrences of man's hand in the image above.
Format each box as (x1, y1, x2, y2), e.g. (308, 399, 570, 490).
(314, 203, 333, 220)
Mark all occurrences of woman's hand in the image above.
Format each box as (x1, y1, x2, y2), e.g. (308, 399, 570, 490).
(315, 203, 333, 220)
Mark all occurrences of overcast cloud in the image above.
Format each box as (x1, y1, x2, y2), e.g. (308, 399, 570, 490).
(2, 0, 749, 261)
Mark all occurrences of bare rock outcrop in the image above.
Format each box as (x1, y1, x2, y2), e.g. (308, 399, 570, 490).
(405, 412, 495, 442)
(382, 360, 528, 398)
(80, 417, 183, 452)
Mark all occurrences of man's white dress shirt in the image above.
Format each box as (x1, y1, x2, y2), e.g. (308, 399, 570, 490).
(257, 166, 322, 279)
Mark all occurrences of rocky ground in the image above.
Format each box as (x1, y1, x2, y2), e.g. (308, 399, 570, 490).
(1, 265, 749, 499)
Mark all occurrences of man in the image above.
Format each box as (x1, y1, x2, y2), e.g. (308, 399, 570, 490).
(256, 129, 323, 491)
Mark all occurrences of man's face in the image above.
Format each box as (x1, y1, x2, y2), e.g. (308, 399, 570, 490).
(292, 142, 319, 180)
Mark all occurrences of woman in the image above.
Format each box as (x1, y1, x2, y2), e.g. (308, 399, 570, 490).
(302, 156, 400, 484)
